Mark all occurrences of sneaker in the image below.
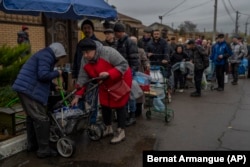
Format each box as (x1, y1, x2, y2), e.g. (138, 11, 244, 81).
(190, 92, 201, 97)
(231, 81, 238, 85)
(178, 89, 184, 93)
(110, 128, 125, 144)
(216, 87, 224, 91)
(103, 125, 114, 137)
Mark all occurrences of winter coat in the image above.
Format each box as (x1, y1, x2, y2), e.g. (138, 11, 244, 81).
(189, 45, 208, 70)
(136, 48, 149, 104)
(229, 42, 245, 63)
(138, 36, 151, 51)
(12, 47, 61, 105)
(170, 45, 189, 65)
(210, 41, 232, 66)
(116, 35, 139, 72)
(146, 38, 169, 62)
(76, 42, 132, 108)
(138, 48, 150, 72)
(17, 31, 30, 44)
(72, 35, 101, 79)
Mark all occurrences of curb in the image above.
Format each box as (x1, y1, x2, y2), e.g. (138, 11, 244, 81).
(0, 134, 27, 160)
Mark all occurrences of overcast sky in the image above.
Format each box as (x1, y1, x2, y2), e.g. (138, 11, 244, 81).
(108, 0, 250, 34)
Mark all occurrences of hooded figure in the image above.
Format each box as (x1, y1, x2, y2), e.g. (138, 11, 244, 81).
(12, 42, 66, 158)
(13, 42, 66, 104)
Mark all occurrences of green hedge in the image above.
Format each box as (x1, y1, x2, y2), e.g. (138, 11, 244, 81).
(0, 44, 31, 106)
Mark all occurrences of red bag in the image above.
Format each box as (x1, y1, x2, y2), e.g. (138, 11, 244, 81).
(106, 80, 131, 101)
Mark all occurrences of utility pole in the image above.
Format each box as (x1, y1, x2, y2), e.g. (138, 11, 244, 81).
(235, 11, 239, 34)
(245, 16, 250, 37)
(213, 0, 218, 42)
(245, 22, 249, 37)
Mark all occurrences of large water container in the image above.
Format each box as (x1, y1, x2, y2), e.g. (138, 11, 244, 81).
(150, 66, 164, 83)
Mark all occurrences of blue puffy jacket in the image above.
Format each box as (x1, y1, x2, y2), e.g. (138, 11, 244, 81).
(12, 47, 60, 105)
(210, 41, 232, 65)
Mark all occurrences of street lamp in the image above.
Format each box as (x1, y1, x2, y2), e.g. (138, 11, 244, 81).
(159, 16, 163, 24)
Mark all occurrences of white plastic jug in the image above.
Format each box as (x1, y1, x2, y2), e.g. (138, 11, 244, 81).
(224, 73, 228, 84)
(150, 69, 164, 83)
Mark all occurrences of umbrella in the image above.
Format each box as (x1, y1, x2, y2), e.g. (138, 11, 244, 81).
(0, 0, 117, 20)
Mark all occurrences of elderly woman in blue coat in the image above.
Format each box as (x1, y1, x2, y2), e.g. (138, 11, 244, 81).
(12, 42, 66, 158)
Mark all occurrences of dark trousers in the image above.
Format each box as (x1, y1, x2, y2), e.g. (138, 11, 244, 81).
(18, 93, 48, 121)
(18, 93, 50, 153)
(216, 65, 225, 88)
(194, 68, 204, 94)
(174, 69, 185, 89)
(231, 63, 239, 82)
(102, 105, 126, 129)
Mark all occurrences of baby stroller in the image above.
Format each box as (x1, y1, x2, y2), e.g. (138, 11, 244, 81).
(48, 76, 106, 158)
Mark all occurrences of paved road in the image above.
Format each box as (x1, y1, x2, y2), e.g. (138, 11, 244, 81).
(1, 78, 250, 167)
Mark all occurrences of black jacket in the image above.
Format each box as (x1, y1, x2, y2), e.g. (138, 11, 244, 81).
(138, 36, 151, 51)
(171, 52, 189, 65)
(189, 45, 208, 70)
(116, 35, 139, 72)
(146, 38, 169, 62)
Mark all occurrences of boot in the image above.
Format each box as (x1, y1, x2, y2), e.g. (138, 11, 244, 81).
(102, 125, 114, 137)
(26, 116, 38, 152)
(33, 120, 58, 158)
(190, 91, 201, 97)
(125, 112, 136, 127)
(135, 103, 142, 117)
(110, 128, 125, 144)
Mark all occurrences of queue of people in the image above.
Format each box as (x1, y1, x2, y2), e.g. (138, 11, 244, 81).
(12, 19, 249, 159)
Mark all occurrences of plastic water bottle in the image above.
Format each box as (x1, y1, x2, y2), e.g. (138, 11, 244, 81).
(152, 82, 165, 112)
(153, 97, 165, 112)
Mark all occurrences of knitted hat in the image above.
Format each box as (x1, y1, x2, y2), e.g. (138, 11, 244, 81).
(49, 42, 67, 58)
(22, 25, 28, 31)
(185, 39, 195, 45)
(217, 33, 224, 38)
(113, 23, 125, 32)
(78, 38, 97, 51)
(81, 19, 94, 31)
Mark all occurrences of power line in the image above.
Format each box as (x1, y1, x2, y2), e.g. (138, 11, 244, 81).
(228, 0, 237, 12)
(222, 0, 235, 23)
(161, 0, 186, 17)
(165, 0, 212, 17)
(228, 0, 250, 16)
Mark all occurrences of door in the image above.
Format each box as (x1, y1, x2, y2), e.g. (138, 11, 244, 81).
(44, 17, 78, 65)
